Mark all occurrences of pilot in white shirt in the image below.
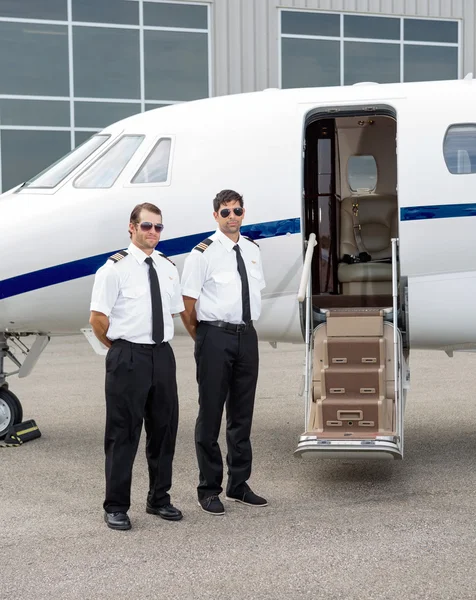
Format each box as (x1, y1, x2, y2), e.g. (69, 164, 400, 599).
(91, 242, 183, 344)
(89, 202, 184, 531)
(180, 189, 268, 515)
(181, 228, 265, 324)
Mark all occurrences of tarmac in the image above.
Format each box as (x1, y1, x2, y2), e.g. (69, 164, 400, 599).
(2, 334, 476, 600)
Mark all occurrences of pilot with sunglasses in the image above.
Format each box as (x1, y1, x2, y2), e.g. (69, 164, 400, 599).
(181, 189, 267, 516)
(89, 202, 184, 531)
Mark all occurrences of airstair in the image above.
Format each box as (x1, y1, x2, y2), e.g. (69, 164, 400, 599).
(295, 235, 405, 459)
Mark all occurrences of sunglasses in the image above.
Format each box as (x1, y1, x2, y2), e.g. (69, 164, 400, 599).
(219, 207, 244, 218)
(139, 221, 164, 233)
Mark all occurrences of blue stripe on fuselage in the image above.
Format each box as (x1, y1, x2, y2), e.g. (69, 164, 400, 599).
(400, 203, 476, 221)
(0, 218, 301, 300)
(4, 203, 474, 301)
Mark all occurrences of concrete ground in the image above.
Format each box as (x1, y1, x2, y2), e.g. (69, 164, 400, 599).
(2, 335, 476, 600)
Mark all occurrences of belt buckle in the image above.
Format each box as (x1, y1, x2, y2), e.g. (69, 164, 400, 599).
(236, 323, 246, 332)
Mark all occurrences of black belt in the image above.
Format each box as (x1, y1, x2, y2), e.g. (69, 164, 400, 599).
(199, 320, 253, 333)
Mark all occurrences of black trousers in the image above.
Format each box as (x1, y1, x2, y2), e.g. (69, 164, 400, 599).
(104, 339, 179, 513)
(194, 322, 259, 500)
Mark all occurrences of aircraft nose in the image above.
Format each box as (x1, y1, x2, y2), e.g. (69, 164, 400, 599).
(0, 191, 59, 331)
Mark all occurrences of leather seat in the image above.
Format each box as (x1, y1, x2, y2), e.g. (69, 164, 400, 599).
(338, 195, 398, 295)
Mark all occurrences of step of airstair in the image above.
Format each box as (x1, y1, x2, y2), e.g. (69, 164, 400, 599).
(296, 307, 403, 459)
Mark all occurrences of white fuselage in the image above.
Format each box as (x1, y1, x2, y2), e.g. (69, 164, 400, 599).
(1, 79, 476, 351)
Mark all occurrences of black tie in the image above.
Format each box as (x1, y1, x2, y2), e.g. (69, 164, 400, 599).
(145, 257, 164, 344)
(233, 244, 251, 323)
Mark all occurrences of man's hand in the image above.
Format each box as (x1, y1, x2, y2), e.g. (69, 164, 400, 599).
(89, 311, 112, 348)
(180, 296, 198, 341)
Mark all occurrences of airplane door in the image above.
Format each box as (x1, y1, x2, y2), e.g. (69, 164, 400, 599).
(397, 89, 476, 349)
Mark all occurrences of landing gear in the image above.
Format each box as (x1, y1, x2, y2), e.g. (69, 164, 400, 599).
(0, 387, 22, 438)
(0, 331, 50, 439)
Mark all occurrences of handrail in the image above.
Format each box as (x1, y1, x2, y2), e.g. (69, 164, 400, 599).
(391, 237, 402, 456)
(298, 234, 317, 430)
(297, 233, 317, 302)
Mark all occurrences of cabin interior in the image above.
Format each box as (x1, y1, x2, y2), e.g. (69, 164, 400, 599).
(303, 109, 401, 317)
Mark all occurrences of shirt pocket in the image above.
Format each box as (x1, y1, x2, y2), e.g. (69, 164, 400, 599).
(213, 271, 238, 296)
(214, 272, 235, 286)
(248, 267, 265, 290)
(122, 285, 148, 299)
(162, 274, 177, 299)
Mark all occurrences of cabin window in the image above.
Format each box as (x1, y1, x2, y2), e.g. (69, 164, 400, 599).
(131, 138, 171, 184)
(456, 150, 471, 174)
(21, 134, 110, 189)
(74, 134, 144, 188)
(347, 155, 377, 192)
(443, 125, 476, 174)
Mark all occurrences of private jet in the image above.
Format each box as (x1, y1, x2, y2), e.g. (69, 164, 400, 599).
(1, 76, 476, 459)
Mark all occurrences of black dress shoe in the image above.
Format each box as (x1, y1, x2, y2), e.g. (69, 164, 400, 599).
(104, 511, 131, 530)
(198, 495, 225, 515)
(146, 503, 183, 521)
(226, 489, 268, 507)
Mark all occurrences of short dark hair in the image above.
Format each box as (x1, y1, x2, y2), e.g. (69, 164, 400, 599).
(213, 189, 243, 213)
(129, 203, 162, 238)
(130, 202, 162, 225)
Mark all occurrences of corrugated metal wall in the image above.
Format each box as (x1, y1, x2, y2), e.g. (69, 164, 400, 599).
(207, 0, 475, 96)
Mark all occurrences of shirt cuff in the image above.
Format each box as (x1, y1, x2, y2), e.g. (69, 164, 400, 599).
(90, 303, 111, 317)
(181, 288, 200, 299)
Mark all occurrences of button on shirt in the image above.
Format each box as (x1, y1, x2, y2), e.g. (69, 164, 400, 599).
(90, 243, 184, 344)
(181, 229, 266, 324)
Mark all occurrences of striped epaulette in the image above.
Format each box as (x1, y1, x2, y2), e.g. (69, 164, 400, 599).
(108, 249, 128, 263)
(243, 235, 259, 248)
(158, 252, 176, 266)
(193, 238, 213, 253)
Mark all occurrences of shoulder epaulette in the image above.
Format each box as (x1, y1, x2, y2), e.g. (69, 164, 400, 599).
(243, 236, 260, 248)
(108, 249, 128, 263)
(194, 238, 213, 253)
(158, 252, 176, 266)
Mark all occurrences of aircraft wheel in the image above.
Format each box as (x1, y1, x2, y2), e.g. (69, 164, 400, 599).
(0, 388, 23, 439)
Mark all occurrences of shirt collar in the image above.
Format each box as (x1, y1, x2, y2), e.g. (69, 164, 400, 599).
(215, 228, 242, 253)
(127, 242, 157, 265)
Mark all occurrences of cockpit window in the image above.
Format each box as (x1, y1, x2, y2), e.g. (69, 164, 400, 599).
(443, 124, 476, 174)
(21, 134, 110, 189)
(348, 155, 377, 192)
(131, 138, 172, 184)
(74, 135, 144, 188)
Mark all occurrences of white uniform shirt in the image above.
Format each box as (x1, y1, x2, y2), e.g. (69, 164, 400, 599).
(90, 242, 184, 344)
(181, 229, 266, 324)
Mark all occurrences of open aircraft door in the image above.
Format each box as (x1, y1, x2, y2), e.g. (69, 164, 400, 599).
(294, 100, 407, 460)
